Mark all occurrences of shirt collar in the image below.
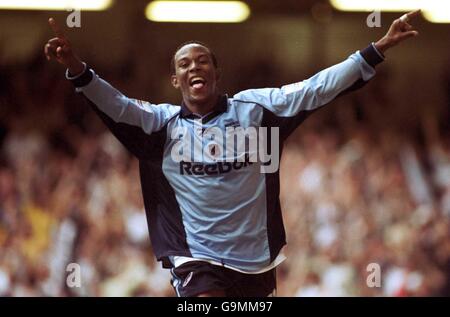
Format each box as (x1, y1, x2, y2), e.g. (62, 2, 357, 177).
(180, 94, 228, 119)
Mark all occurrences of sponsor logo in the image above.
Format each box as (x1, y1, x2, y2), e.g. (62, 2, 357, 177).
(180, 154, 254, 175)
(171, 124, 280, 174)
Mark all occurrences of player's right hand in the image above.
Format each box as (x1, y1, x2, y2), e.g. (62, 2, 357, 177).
(44, 18, 84, 75)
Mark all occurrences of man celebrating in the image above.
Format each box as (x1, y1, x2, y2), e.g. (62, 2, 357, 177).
(45, 10, 420, 297)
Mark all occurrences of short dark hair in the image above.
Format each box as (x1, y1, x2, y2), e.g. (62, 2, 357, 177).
(171, 40, 218, 74)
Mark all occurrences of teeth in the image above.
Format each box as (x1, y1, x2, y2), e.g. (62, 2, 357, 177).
(190, 77, 205, 85)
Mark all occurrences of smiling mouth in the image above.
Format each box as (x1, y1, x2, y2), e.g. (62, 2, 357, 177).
(189, 77, 206, 89)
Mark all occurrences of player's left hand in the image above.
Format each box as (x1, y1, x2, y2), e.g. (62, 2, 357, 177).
(375, 9, 421, 54)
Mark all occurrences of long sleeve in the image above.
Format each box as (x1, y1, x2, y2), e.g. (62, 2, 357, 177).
(67, 66, 178, 160)
(233, 43, 384, 118)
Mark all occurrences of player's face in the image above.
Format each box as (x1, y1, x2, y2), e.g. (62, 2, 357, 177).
(171, 44, 218, 107)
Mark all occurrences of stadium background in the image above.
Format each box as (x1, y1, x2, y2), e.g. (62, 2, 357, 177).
(0, 0, 449, 296)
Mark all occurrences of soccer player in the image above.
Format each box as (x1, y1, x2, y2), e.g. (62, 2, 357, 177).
(44, 10, 420, 297)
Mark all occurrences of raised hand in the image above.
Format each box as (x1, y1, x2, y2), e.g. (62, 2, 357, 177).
(44, 18, 84, 76)
(375, 9, 421, 54)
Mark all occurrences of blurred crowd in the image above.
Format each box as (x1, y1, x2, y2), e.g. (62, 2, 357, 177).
(1, 53, 450, 297)
(279, 125, 450, 296)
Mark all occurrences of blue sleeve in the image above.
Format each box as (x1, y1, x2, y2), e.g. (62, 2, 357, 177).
(67, 66, 178, 133)
(67, 66, 177, 159)
(233, 43, 384, 118)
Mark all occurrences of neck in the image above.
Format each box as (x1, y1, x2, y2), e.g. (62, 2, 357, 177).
(184, 95, 219, 116)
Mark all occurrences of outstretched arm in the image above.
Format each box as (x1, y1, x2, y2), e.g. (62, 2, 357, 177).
(234, 10, 421, 119)
(44, 18, 175, 160)
(43, 18, 174, 133)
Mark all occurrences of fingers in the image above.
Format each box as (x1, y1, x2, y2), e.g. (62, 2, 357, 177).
(48, 17, 66, 40)
(400, 9, 421, 23)
(56, 46, 68, 58)
(399, 30, 419, 41)
(56, 46, 63, 59)
(394, 10, 420, 35)
(405, 9, 421, 21)
(381, 10, 420, 50)
(45, 38, 71, 61)
(44, 43, 55, 60)
(396, 20, 414, 33)
(48, 37, 65, 46)
(44, 38, 64, 60)
(403, 22, 414, 31)
(45, 42, 59, 61)
(45, 18, 76, 65)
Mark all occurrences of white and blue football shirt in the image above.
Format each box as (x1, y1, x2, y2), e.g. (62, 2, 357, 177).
(67, 44, 384, 272)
